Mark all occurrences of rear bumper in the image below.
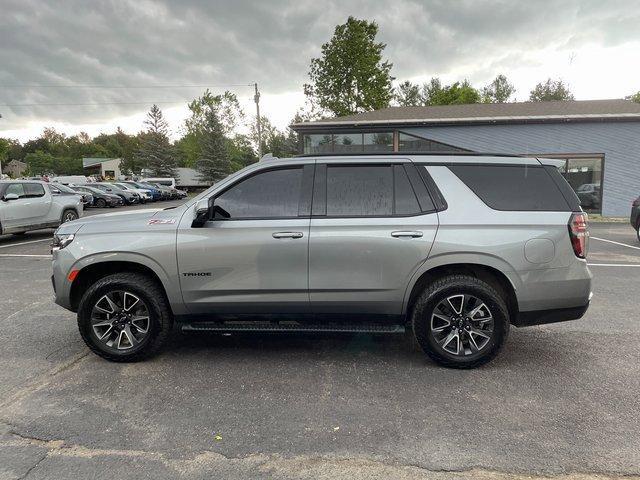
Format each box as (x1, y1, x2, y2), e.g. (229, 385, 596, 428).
(513, 298, 590, 327)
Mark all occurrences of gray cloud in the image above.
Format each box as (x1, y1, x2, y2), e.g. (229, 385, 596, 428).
(1, 0, 639, 131)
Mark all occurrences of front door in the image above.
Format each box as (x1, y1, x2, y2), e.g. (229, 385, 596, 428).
(2, 183, 52, 230)
(177, 164, 314, 315)
(309, 161, 439, 316)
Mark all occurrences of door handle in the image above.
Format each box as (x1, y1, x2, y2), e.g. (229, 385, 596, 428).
(391, 231, 423, 238)
(272, 231, 304, 239)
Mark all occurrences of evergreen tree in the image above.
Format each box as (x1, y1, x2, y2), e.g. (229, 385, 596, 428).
(196, 108, 230, 184)
(135, 105, 176, 177)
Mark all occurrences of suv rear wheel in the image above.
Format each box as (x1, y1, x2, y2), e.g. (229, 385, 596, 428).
(412, 275, 509, 368)
(77, 273, 173, 362)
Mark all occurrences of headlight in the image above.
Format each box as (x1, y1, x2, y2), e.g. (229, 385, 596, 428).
(51, 233, 75, 251)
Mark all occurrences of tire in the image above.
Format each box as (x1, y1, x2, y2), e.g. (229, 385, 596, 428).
(95, 198, 107, 208)
(77, 273, 173, 362)
(61, 209, 78, 224)
(412, 275, 510, 369)
(636, 220, 640, 243)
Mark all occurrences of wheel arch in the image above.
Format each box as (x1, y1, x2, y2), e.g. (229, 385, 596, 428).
(69, 259, 176, 313)
(403, 260, 520, 323)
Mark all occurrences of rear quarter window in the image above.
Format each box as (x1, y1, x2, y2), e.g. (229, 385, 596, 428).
(448, 164, 571, 211)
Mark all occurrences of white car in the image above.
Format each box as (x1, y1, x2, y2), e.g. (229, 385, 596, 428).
(0, 180, 83, 235)
(112, 182, 153, 203)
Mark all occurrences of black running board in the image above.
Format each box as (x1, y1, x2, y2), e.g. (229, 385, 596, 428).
(181, 322, 405, 334)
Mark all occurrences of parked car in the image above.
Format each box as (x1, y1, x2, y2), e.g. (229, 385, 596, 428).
(112, 183, 152, 204)
(50, 182, 93, 206)
(0, 180, 82, 235)
(120, 181, 161, 201)
(50, 175, 90, 185)
(51, 154, 592, 368)
(631, 195, 640, 242)
(147, 182, 176, 200)
(71, 185, 123, 208)
(140, 177, 176, 188)
(91, 183, 140, 205)
(576, 183, 601, 210)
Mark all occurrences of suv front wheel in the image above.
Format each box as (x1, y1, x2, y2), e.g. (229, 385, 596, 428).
(412, 275, 510, 368)
(77, 273, 173, 362)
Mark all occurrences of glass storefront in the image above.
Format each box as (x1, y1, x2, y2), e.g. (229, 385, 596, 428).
(398, 131, 466, 152)
(303, 132, 393, 154)
(543, 156, 604, 213)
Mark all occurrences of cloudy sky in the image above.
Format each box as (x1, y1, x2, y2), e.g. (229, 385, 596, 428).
(1, 0, 639, 141)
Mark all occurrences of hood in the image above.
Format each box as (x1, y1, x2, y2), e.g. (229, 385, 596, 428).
(55, 207, 181, 235)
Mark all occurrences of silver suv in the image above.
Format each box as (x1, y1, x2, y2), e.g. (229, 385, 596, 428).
(51, 154, 592, 368)
(1, 180, 83, 235)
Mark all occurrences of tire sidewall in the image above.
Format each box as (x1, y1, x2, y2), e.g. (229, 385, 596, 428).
(96, 198, 106, 208)
(62, 209, 78, 223)
(78, 279, 163, 358)
(413, 279, 509, 366)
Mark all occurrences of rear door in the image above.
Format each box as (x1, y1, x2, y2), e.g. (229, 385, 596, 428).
(177, 163, 314, 315)
(308, 159, 439, 316)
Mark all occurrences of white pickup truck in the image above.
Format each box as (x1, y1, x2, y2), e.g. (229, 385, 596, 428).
(0, 180, 83, 235)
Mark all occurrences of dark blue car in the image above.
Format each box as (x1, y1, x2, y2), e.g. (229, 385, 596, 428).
(122, 181, 161, 201)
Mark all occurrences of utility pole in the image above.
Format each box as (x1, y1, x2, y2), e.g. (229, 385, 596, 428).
(254, 83, 262, 158)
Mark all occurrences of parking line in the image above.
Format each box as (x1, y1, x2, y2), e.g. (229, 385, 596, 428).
(0, 254, 52, 258)
(587, 263, 640, 267)
(591, 236, 640, 251)
(0, 238, 51, 249)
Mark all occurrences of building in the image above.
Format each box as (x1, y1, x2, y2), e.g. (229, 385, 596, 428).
(82, 158, 122, 180)
(3, 159, 27, 178)
(291, 99, 640, 216)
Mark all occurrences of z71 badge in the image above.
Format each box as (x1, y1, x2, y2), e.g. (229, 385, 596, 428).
(148, 219, 176, 225)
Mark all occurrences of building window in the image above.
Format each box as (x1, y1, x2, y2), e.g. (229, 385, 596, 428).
(304, 134, 334, 154)
(334, 133, 364, 153)
(398, 131, 467, 152)
(564, 157, 603, 213)
(363, 132, 393, 152)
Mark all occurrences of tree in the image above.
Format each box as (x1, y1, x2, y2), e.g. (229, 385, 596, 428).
(0, 138, 11, 172)
(627, 91, 640, 103)
(424, 78, 481, 105)
(304, 16, 394, 116)
(482, 74, 516, 103)
(186, 91, 239, 184)
(135, 105, 176, 177)
(24, 150, 55, 176)
(251, 116, 298, 158)
(529, 78, 574, 101)
(394, 81, 422, 107)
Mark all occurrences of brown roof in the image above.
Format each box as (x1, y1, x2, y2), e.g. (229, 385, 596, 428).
(292, 99, 640, 130)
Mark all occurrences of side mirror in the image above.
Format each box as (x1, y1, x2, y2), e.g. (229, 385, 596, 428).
(191, 198, 211, 228)
(3, 193, 19, 202)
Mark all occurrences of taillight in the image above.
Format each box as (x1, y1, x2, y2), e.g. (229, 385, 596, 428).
(568, 212, 589, 258)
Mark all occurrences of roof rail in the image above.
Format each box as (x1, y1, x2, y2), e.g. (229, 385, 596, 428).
(294, 151, 525, 158)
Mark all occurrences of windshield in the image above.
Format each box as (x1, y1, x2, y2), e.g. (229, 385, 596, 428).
(52, 183, 77, 194)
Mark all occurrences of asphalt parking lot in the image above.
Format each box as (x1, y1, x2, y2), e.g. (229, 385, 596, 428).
(1, 209, 639, 480)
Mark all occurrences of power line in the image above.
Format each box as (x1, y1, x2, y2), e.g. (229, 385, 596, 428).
(0, 83, 254, 89)
(0, 101, 203, 107)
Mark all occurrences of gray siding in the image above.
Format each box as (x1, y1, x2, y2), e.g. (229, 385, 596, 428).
(403, 122, 640, 216)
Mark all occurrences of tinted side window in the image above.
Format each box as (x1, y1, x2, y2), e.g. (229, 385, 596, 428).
(449, 164, 570, 211)
(5, 184, 26, 198)
(326, 165, 393, 216)
(393, 165, 421, 215)
(24, 184, 45, 198)
(216, 168, 303, 219)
